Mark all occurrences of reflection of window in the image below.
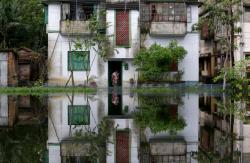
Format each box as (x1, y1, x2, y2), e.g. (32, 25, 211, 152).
(150, 3, 186, 22)
(62, 3, 94, 21)
(116, 10, 130, 46)
(246, 54, 250, 78)
(68, 105, 90, 125)
(62, 156, 91, 163)
(68, 51, 89, 71)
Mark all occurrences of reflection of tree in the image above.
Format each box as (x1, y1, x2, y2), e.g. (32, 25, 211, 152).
(0, 124, 47, 163)
(72, 119, 114, 163)
(134, 96, 186, 134)
(194, 94, 248, 163)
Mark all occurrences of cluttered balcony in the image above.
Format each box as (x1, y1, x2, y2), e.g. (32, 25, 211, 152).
(60, 3, 94, 35)
(140, 3, 187, 36)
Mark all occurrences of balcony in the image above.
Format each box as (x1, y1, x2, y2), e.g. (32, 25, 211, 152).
(150, 22, 186, 35)
(60, 21, 90, 35)
(244, 0, 250, 5)
(141, 3, 187, 36)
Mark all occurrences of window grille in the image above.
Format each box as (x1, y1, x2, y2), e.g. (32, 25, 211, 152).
(116, 10, 130, 46)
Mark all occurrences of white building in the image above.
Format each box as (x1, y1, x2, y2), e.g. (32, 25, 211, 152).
(47, 92, 199, 163)
(44, 0, 199, 87)
(141, 1, 200, 82)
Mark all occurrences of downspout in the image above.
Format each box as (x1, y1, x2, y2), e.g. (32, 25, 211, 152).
(240, 0, 244, 61)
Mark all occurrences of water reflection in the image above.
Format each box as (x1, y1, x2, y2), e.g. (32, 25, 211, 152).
(0, 92, 249, 162)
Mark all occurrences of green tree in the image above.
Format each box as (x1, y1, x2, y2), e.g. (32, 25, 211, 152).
(134, 41, 186, 82)
(193, 0, 242, 91)
(214, 59, 250, 92)
(134, 96, 186, 134)
(0, 0, 46, 52)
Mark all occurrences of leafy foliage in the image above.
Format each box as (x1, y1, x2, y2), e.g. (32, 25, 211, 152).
(134, 41, 186, 82)
(134, 96, 186, 134)
(0, 0, 46, 52)
(214, 59, 250, 92)
(192, 0, 242, 90)
(73, 119, 114, 162)
(0, 124, 47, 163)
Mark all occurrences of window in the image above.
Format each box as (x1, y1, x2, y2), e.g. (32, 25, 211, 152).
(68, 51, 89, 71)
(62, 3, 94, 21)
(44, 6, 48, 24)
(68, 105, 90, 125)
(116, 10, 129, 46)
(150, 3, 186, 22)
(245, 7, 250, 22)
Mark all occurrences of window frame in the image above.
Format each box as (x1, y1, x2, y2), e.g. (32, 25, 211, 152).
(115, 10, 130, 47)
(68, 105, 90, 125)
(68, 51, 90, 71)
(149, 3, 187, 22)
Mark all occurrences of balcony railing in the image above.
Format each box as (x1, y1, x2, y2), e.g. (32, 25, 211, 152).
(60, 21, 90, 35)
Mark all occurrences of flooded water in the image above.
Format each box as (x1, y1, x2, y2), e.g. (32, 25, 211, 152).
(0, 90, 249, 163)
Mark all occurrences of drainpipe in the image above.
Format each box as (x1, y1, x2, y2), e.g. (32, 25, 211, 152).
(76, 0, 78, 20)
(240, 0, 244, 61)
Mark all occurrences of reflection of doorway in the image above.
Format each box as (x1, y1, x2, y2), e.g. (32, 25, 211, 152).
(108, 92, 122, 116)
(108, 61, 122, 87)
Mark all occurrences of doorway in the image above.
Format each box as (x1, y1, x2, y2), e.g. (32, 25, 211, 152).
(108, 61, 122, 87)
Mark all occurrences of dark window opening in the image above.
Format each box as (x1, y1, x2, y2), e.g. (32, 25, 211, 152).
(147, 3, 187, 22)
(62, 3, 94, 21)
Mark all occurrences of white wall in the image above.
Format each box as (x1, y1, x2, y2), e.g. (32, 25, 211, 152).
(47, 5, 139, 87)
(144, 94, 199, 162)
(47, 92, 139, 163)
(143, 5, 199, 82)
(106, 10, 140, 59)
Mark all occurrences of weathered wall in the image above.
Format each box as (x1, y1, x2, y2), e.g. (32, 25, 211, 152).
(47, 4, 139, 87)
(0, 53, 8, 86)
(143, 5, 199, 82)
(47, 92, 139, 163)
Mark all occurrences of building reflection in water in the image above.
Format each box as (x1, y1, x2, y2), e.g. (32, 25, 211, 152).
(1, 92, 249, 163)
(47, 92, 200, 163)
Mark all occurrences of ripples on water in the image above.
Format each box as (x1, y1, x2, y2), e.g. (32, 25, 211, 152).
(0, 90, 249, 163)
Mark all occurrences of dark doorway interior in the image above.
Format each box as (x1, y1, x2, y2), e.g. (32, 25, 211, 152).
(108, 61, 122, 87)
(108, 91, 122, 116)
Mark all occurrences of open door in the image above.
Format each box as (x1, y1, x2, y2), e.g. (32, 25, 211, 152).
(108, 61, 122, 87)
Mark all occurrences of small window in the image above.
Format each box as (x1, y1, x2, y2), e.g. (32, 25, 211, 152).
(68, 105, 90, 125)
(245, 7, 250, 22)
(68, 51, 89, 71)
(116, 10, 130, 46)
(44, 6, 48, 24)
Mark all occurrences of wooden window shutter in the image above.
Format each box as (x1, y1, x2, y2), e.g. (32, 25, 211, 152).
(116, 11, 129, 46)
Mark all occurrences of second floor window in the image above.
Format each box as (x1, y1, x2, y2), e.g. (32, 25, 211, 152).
(116, 10, 130, 46)
(62, 3, 94, 21)
(151, 3, 186, 22)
